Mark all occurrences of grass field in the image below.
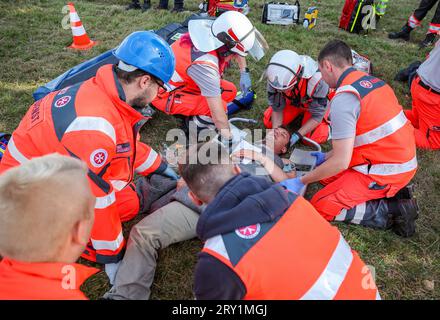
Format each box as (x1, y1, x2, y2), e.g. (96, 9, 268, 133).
(0, 0, 439, 300)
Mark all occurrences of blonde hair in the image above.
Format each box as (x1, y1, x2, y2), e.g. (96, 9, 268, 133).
(0, 154, 92, 262)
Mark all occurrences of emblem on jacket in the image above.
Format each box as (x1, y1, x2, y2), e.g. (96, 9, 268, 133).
(235, 224, 261, 239)
(90, 149, 108, 168)
(359, 80, 373, 89)
(54, 96, 71, 108)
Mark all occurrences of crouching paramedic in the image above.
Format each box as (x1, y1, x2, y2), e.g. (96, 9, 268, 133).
(283, 40, 419, 237)
(0, 154, 97, 300)
(151, 11, 268, 144)
(406, 37, 440, 150)
(179, 142, 380, 300)
(0, 31, 177, 283)
(263, 50, 331, 145)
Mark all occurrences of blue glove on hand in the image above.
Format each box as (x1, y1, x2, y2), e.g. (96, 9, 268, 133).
(290, 131, 303, 145)
(162, 165, 179, 180)
(240, 70, 252, 93)
(279, 177, 305, 195)
(311, 152, 327, 166)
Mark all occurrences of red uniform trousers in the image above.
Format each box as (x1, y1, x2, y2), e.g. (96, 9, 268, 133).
(310, 169, 408, 221)
(152, 80, 237, 116)
(405, 77, 440, 150)
(263, 106, 330, 144)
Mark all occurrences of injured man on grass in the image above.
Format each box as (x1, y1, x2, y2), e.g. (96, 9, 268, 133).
(103, 127, 296, 300)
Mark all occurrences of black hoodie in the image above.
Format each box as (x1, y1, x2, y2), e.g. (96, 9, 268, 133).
(194, 172, 296, 300)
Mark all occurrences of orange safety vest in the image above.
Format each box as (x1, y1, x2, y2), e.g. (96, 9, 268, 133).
(334, 68, 417, 189)
(0, 258, 98, 300)
(283, 78, 312, 109)
(0, 65, 162, 264)
(167, 34, 230, 94)
(202, 196, 380, 300)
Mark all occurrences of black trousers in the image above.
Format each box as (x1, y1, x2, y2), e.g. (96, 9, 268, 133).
(413, 0, 440, 25)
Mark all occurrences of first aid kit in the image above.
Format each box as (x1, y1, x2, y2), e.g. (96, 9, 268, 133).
(262, 1, 301, 25)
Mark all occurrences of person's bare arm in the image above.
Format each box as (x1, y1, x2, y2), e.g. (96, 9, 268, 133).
(232, 149, 293, 182)
(297, 118, 320, 136)
(206, 96, 231, 139)
(235, 55, 247, 72)
(300, 137, 354, 185)
(271, 110, 284, 128)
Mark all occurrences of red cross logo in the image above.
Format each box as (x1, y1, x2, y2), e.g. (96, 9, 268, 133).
(55, 96, 71, 108)
(90, 149, 108, 168)
(235, 224, 261, 239)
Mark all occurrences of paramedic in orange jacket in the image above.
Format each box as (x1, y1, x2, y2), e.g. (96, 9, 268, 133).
(179, 142, 380, 300)
(0, 31, 176, 283)
(0, 154, 97, 300)
(151, 11, 268, 144)
(406, 37, 440, 150)
(282, 40, 419, 237)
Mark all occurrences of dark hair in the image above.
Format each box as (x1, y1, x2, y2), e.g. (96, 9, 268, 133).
(279, 125, 292, 152)
(114, 65, 149, 84)
(178, 142, 235, 202)
(318, 40, 353, 68)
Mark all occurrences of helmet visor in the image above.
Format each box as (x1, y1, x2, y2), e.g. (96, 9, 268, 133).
(248, 29, 268, 61)
(266, 63, 300, 91)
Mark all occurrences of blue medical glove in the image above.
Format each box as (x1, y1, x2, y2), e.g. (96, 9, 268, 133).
(290, 131, 303, 145)
(161, 165, 179, 180)
(279, 177, 305, 194)
(311, 151, 327, 166)
(239, 70, 252, 93)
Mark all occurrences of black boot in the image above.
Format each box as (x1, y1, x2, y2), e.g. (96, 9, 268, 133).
(391, 198, 419, 237)
(157, 0, 169, 9)
(388, 24, 413, 41)
(419, 32, 438, 48)
(126, 0, 141, 10)
(141, 0, 151, 11)
(171, 0, 184, 12)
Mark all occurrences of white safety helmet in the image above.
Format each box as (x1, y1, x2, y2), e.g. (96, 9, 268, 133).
(265, 50, 319, 91)
(188, 11, 268, 61)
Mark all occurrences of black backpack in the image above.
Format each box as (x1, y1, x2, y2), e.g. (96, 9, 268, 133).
(339, 0, 376, 34)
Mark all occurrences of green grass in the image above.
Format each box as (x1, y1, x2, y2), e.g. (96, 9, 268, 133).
(0, 0, 439, 300)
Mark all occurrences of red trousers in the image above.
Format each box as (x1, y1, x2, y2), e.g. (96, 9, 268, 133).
(310, 169, 407, 221)
(406, 77, 440, 150)
(263, 106, 330, 144)
(151, 80, 237, 116)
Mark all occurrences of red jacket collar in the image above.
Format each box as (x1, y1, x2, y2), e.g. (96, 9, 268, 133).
(94, 64, 147, 126)
(0, 257, 99, 288)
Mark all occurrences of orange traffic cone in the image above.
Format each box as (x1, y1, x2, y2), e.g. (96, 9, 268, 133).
(67, 2, 97, 50)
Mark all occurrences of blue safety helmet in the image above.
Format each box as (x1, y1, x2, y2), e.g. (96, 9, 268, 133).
(113, 31, 175, 84)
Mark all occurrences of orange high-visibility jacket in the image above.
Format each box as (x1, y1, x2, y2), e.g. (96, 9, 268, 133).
(202, 196, 380, 300)
(166, 34, 230, 94)
(0, 65, 162, 264)
(282, 73, 326, 110)
(334, 68, 417, 193)
(0, 258, 98, 300)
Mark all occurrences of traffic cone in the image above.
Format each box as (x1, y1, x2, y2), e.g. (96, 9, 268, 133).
(67, 2, 97, 50)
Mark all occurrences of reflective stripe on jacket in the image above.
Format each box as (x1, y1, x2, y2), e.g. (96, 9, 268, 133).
(334, 68, 417, 190)
(203, 195, 380, 300)
(0, 64, 162, 263)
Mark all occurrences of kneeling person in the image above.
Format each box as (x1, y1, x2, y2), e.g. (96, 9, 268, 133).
(180, 142, 380, 300)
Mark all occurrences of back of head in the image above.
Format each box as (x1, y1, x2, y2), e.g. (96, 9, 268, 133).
(178, 142, 236, 203)
(318, 39, 353, 68)
(0, 154, 93, 262)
